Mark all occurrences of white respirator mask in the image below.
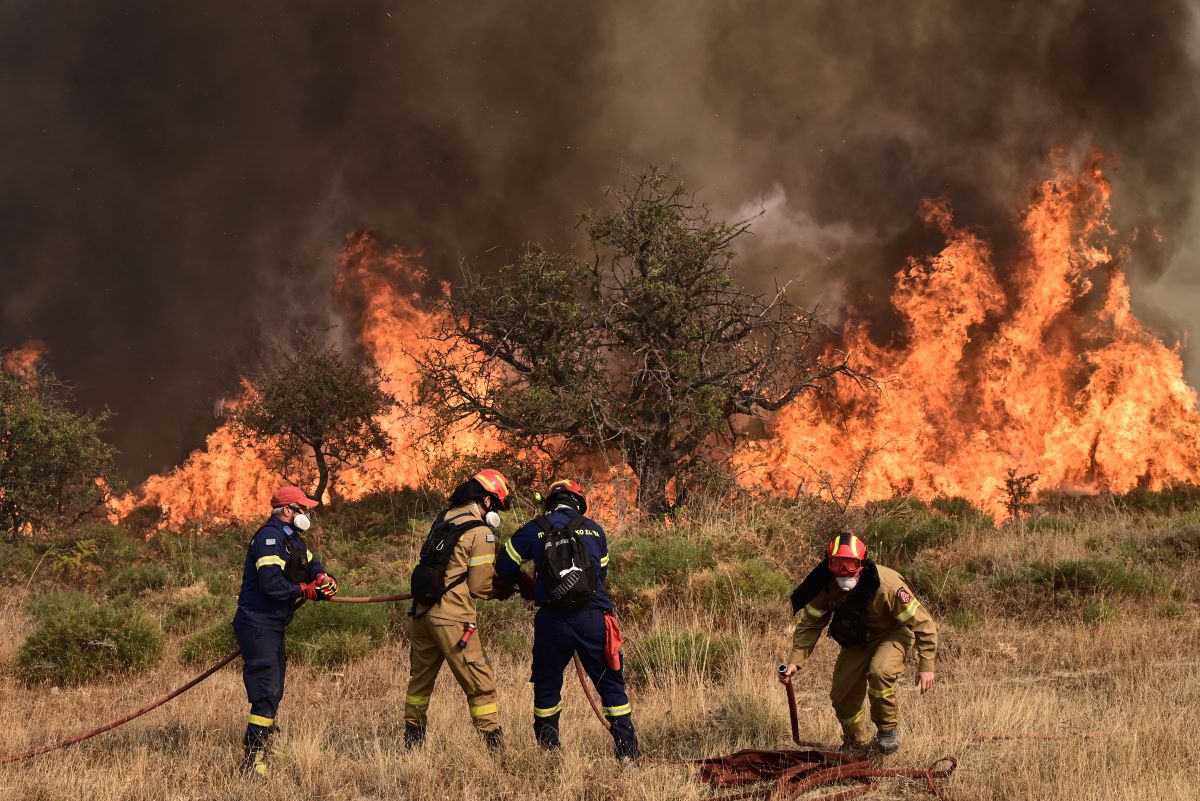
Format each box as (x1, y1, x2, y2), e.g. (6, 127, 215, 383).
(484, 510, 501, 529)
(292, 512, 312, 532)
(835, 575, 859, 592)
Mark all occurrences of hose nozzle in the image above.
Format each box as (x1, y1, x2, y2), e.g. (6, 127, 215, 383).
(777, 663, 789, 676)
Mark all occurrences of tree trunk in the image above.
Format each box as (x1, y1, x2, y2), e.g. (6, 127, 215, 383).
(630, 441, 675, 516)
(312, 443, 330, 508)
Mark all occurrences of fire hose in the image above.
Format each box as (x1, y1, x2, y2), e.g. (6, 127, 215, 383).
(676, 666, 960, 801)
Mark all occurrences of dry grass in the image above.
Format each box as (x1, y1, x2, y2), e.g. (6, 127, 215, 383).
(2, 506, 1199, 800)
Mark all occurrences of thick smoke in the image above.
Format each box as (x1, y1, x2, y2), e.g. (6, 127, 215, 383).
(2, 1, 1198, 481)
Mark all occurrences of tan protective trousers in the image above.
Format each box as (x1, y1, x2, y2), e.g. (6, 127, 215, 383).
(404, 617, 499, 732)
(830, 630, 909, 743)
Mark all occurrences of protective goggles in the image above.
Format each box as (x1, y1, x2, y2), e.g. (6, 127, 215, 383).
(828, 556, 863, 577)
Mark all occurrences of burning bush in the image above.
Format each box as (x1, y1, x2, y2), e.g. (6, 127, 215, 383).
(17, 597, 163, 685)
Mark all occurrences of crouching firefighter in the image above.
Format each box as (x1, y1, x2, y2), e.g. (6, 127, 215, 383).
(779, 532, 937, 755)
(405, 469, 510, 750)
(494, 479, 639, 762)
(232, 486, 339, 777)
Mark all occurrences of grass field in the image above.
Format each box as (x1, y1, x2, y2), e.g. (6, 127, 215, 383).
(2, 493, 1199, 800)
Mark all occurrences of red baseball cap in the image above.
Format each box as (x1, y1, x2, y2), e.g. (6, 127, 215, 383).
(271, 486, 319, 508)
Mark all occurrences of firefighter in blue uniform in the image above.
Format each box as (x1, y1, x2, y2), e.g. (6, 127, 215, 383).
(494, 479, 640, 762)
(232, 485, 339, 777)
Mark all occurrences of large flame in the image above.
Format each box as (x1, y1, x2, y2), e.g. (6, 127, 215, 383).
(118, 156, 1200, 523)
(734, 155, 1200, 516)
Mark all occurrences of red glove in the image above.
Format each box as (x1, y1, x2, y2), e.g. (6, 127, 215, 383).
(315, 573, 339, 598)
(298, 580, 320, 601)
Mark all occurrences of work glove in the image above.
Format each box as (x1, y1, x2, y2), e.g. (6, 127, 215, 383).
(298, 580, 322, 601)
(315, 572, 339, 599)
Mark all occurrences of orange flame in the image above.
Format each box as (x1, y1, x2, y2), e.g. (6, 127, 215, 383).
(734, 154, 1200, 516)
(2, 340, 49, 379)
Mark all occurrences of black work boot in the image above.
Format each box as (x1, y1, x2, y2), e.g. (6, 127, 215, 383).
(483, 727, 503, 752)
(876, 728, 900, 755)
(240, 723, 272, 778)
(534, 715, 562, 751)
(403, 724, 427, 750)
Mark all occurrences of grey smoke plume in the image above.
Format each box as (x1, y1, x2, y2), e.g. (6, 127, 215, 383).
(2, 1, 1198, 480)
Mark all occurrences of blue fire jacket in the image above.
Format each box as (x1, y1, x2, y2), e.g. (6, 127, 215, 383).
(495, 506, 614, 612)
(233, 516, 327, 631)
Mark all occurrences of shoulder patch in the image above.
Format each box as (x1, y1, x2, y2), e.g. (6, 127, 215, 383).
(896, 587, 912, 605)
(486, 533, 496, 542)
(264, 538, 276, 545)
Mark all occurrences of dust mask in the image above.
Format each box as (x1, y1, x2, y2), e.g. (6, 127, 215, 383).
(485, 510, 501, 529)
(292, 512, 311, 532)
(835, 575, 859, 592)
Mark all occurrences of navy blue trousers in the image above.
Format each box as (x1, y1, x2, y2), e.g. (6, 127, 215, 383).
(233, 622, 286, 731)
(532, 607, 638, 758)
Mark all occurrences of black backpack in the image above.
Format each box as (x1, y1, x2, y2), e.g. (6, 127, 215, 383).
(535, 513, 597, 610)
(410, 512, 478, 616)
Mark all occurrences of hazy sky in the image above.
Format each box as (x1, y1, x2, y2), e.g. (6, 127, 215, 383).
(3, 1, 1198, 480)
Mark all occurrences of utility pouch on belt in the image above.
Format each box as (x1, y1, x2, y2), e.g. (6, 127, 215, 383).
(603, 612, 622, 671)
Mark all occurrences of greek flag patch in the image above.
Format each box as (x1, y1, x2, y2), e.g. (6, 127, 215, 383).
(265, 539, 276, 545)
(486, 533, 496, 542)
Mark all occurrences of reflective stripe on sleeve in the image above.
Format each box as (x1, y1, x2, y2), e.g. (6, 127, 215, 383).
(248, 714, 274, 727)
(255, 555, 286, 570)
(599, 554, 610, 567)
(603, 703, 631, 718)
(804, 603, 827, 619)
(468, 554, 496, 567)
(896, 599, 920, 623)
(470, 702, 498, 718)
(405, 694, 431, 707)
(504, 539, 522, 563)
(534, 703, 563, 718)
(306, 550, 313, 562)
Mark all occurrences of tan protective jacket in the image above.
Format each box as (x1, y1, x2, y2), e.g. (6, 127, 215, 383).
(415, 503, 497, 624)
(788, 563, 937, 672)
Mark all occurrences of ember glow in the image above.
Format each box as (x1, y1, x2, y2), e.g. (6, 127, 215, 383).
(735, 155, 1200, 516)
(120, 157, 1200, 523)
(2, 341, 49, 379)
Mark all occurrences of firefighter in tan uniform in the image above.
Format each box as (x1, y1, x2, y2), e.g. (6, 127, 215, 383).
(779, 532, 937, 754)
(404, 469, 511, 750)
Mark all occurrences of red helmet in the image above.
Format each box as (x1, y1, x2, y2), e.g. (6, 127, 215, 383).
(544, 478, 587, 514)
(472, 468, 512, 510)
(826, 532, 867, 577)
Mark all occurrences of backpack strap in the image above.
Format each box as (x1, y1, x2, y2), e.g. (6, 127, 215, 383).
(412, 514, 481, 618)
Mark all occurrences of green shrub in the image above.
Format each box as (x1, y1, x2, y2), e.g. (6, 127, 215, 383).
(862, 512, 955, 566)
(25, 590, 95, 622)
(944, 609, 983, 631)
(162, 594, 232, 634)
(930, 496, 992, 526)
(1156, 601, 1186, 619)
(902, 564, 971, 612)
(17, 601, 164, 685)
(1024, 515, 1073, 533)
(1115, 484, 1200, 515)
(1083, 599, 1118, 624)
(108, 563, 173, 597)
(287, 596, 390, 669)
(609, 538, 715, 597)
(625, 628, 740, 684)
(994, 559, 1160, 605)
(694, 559, 792, 606)
(181, 620, 238, 666)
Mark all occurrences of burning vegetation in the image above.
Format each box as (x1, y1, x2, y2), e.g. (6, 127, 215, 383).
(111, 156, 1200, 524)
